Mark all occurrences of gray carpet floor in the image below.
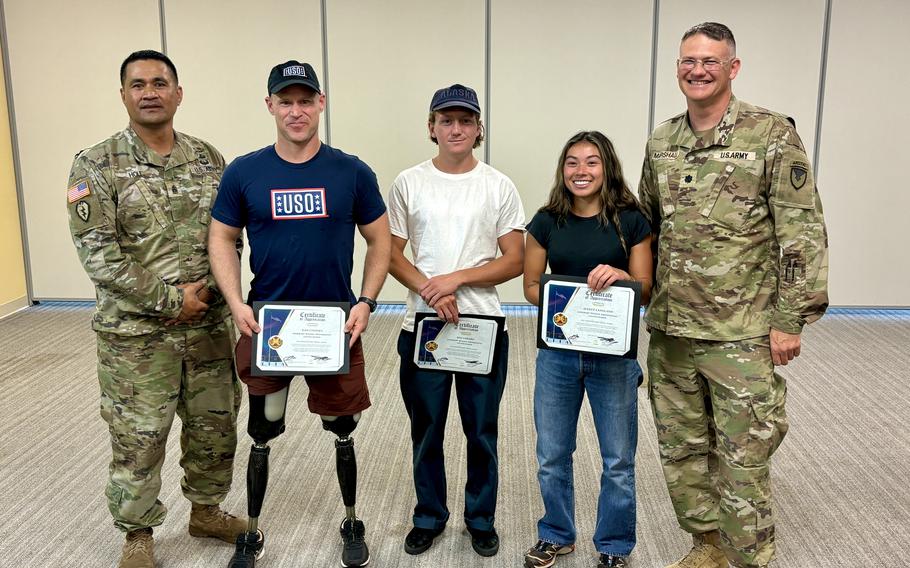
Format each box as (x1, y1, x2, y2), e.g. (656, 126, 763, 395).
(0, 303, 908, 567)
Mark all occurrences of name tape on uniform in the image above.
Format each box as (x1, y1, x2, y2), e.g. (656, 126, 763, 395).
(715, 151, 757, 160)
(271, 188, 328, 220)
(651, 151, 679, 160)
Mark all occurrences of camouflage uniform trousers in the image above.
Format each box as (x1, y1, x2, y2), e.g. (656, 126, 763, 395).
(647, 329, 788, 568)
(96, 320, 241, 532)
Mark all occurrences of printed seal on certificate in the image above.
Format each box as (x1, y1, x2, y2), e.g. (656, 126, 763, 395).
(413, 312, 505, 376)
(537, 274, 641, 359)
(250, 301, 351, 376)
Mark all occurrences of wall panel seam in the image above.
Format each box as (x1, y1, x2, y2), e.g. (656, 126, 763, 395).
(321, 0, 331, 146)
(647, 0, 659, 136)
(484, 0, 491, 165)
(158, 0, 168, 53)
(813, 0, 832, 177)
(0, 0, 33, 304)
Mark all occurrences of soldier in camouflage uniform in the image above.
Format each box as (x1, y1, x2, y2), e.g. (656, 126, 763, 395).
(638, 23, 828, 568)
(67, 50, 246, 568)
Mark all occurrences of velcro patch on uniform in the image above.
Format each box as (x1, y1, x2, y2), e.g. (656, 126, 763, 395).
(790, 161, 809, 190)
(715, 151, 756, 160)
(651, 151, 679, 160)
(75, 200, 90, 222)
(271, 188, 327, 219)
(67, 179, 91, 203)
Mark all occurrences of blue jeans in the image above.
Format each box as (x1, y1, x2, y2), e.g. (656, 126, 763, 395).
(397, 330, 509, 532)
(534, 348, 640, 556)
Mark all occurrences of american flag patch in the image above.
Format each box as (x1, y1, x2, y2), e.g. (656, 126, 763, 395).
(67, 179, 91, 203)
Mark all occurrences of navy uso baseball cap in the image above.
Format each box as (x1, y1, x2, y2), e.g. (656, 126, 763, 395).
(268, 60, 321, 95)
(430, 83, 480, 114)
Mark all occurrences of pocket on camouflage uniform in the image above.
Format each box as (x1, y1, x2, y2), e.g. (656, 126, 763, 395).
(119, 180, 169, 235)
(105, 480, 125, 508)
(743, 375, 789, 464)
(197, 175, 219, 224)
(701, 163, 764, 231)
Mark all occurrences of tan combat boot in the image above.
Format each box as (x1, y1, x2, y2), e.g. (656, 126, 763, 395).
(666, 531, 728, 568)
(119, 528, 154, 568)
(188, 503, 247, 543)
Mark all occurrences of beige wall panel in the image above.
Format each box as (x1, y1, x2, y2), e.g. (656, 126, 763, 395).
(327, 0, 485, 303)
(5, 0, 160, 299)
(165, 0, 323, 298)
(165, 0, 324, 164)
(0, 40, 27, 309)
(490, 0, 653, 303)
(817, 0, 909, 306)
(654, 0, 825, 162)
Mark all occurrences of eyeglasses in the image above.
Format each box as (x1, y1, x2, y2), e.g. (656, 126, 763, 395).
(677, 58, 731, 71)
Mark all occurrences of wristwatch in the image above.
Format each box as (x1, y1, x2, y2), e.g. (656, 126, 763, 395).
(357, 296, 377, 313)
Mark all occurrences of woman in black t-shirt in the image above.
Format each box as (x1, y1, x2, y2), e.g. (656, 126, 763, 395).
(521, 131, 652, 568)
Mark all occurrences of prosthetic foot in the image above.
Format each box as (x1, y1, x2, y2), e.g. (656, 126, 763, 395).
(323, 414, 370, 567)
(227, 389, 289, 568)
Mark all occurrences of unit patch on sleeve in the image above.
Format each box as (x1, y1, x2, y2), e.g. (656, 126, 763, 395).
(67, 179, 92, 203)
(271, 188, 328, 219)
(790, 161, 809, 190)
(75, 200, 91, 222)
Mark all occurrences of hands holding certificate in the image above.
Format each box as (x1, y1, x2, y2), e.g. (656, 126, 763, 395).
(587, 264, 632, 292)
(345, 302, 373, 345)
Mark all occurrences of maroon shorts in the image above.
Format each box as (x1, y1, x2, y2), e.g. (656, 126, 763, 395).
(235, 335, 370, 416)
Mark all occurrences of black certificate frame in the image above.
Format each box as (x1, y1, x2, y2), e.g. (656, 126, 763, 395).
(536, 274, 642, 359)
(413, 312, 506, 378)
(250, 301, 351, 377)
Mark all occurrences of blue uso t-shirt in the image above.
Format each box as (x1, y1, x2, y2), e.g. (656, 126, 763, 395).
(526, 208, 650, 277)
(212, 143, 385, 304)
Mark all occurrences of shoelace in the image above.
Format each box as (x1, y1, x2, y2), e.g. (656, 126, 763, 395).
(124, 535, 151, 557)
(343, 522, 365, 545)
(679, 544, 713, 567)
(532, 540, 553, 553)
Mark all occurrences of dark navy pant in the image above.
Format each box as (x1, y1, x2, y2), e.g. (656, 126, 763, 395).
(397, 330, 509, 532)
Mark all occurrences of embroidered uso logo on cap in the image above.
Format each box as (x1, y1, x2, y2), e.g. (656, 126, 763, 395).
(271, 188, 328, 219)
(283, 65, 308, 77)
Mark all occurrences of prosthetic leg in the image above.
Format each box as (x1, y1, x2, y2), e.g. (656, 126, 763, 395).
(322, 413, 370, 567)
(228, 387, 290, 568)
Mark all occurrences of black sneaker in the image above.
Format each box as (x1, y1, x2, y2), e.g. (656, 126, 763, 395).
(467, 526, 499, 557)
(340, 518, 370, 567)
(597, 553, 628, 567)
(228, 531, 265, 568)
(524, 539, 576, 567)
(404, 526, 444, 555)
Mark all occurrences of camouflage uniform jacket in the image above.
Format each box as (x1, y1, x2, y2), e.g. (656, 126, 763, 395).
(639, 97, 828, 340)
(67, 126, 228, 336)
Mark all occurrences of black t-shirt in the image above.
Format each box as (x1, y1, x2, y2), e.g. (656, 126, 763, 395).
(526, 208, 650, 277)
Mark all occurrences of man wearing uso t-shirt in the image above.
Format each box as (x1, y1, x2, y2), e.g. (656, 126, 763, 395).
(208, 60, 390, 568)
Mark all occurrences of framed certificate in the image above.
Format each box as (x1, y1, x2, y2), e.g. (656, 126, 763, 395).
(250, 301, 350, 376)
(413, 313, 505, 376)
(537, 274, 641, 359)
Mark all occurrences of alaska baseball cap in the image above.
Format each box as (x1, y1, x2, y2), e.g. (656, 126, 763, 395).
(268, 60, 321, 95)
(429, 83, 480, 114)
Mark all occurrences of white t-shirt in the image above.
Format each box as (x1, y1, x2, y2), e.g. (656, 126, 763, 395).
(388, 159, 526, 332)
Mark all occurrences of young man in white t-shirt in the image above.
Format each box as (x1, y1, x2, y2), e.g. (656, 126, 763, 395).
(388, 84, 525, 558)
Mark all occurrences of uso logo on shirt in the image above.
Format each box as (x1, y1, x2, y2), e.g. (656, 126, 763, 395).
(271, 188, 328, 219)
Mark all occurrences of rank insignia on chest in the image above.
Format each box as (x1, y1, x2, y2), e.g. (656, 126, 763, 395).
(271, 188, 328, 219)
(790, 162, 809, 190)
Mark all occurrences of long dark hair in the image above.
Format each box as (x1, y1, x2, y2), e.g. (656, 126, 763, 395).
(541, 130, 643, 255)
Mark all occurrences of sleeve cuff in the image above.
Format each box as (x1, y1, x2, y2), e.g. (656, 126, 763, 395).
(161, 286, 184, 319)
(770, 311, 805, 335)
